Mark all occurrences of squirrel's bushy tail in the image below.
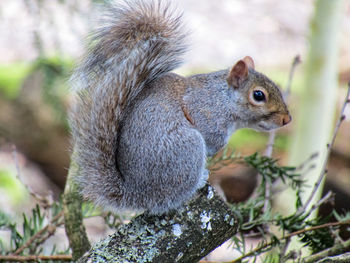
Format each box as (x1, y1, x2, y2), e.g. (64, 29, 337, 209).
(69, 0, 187, 210)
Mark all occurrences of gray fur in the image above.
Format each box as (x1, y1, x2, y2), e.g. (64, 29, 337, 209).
(70, 0, 290, 215)
(116, 74, 208, 213)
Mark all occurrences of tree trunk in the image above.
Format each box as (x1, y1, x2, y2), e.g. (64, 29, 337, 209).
(274, 0, 344, 256)
(287, 0, 344, 213)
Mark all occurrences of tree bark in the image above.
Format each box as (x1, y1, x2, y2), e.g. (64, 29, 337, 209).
(78, 184, 237, 263)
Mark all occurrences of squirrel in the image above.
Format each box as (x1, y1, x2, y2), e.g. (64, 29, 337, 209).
(69, 0, 291, 215)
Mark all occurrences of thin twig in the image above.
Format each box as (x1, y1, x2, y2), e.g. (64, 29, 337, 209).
(299, 85, 350, 213)
(306, 191, 334, 217)
(263, 55, 301, 158)
(13, 211, 64, 255)
(263, 134, 275, 211)
(285, 55, 301, 98)
(0, 254, 72, 262)
(295, 152, 318, 172)
(264, 130, 276, 158)
(228, 220, 350, 263)
(11, 145, 53, 209)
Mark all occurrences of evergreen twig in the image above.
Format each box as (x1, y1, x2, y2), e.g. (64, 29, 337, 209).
(13, 211, 64, 255)
(303, 238, 350, 263)
(229, 220, 350, 263)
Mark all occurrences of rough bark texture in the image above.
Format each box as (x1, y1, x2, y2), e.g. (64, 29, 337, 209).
(78, 184, 237, 263)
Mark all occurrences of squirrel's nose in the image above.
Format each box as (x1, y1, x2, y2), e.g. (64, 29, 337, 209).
(282, 114, 292, 126)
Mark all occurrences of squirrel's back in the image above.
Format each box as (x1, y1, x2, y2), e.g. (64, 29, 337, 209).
(69, 0, 187, 211)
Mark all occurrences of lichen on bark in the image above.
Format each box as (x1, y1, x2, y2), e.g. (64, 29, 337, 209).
(78, 184, 238, 263)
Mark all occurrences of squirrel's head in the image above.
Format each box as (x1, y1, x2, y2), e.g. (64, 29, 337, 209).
(227, 56, 291, 131)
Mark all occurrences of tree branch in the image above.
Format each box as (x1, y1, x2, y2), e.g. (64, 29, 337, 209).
(78, 184, 238, 263)
(63, 157, 90, 260)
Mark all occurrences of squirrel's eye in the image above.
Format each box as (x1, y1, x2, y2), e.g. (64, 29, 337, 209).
(249, 87, 268, 106)
(253, 90, 266, 102)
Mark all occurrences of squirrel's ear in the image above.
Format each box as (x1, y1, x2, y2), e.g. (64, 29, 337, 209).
(243, 56, 255, 69)
(227, 59, 249, 88)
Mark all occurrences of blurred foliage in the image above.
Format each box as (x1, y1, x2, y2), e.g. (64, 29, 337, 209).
(0, 57, 73, 191)
(0, 63, 31, 99)
(0, 169, 28, 204)
(0, 57, 73, 122)
(0, 57, 73, 139)
(30, 57, 73, 126)
(229, 128, 289, 152)
(265, 68, 303, 95)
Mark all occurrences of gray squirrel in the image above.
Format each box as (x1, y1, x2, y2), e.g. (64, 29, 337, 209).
(69, 0, 291, 215)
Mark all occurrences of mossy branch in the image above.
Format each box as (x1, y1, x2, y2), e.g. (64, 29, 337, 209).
(63, 156, 90, 260)
(78, 184, 238, 263)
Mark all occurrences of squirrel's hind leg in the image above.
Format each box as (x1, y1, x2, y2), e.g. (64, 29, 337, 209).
(145, 128, 208, 215)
